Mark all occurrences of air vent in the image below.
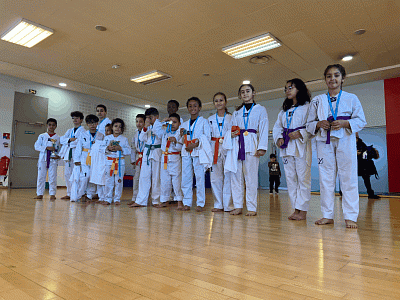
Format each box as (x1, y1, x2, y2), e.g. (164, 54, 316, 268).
(249, 55, 271, 65)
(130, 70, 172, 85)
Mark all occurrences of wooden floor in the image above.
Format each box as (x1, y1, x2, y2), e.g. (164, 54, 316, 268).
(0, 188, 399, 300)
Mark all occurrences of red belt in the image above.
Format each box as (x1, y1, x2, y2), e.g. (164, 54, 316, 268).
(163, 139, 180, 169)
(184, 134, 197, 153)
(211, 137, 224, 164)
(107, 157, 119, 176)
(135, 151, 143, 168)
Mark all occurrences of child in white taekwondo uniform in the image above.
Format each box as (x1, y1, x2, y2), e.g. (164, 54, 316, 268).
(34, 118, 61, 200)
(127, 114, 145, 205)
(208, 92, 233, 212)
(155, 113, 183, 208)
(103, 118, 131, 205)
(59, 111, 85, 200)
(306, 64, 366, 229)
(273, 79, 312, 221)
(179, 97, 212, 212)
(71, 114, 104, 202)
(223, 84, 269, 216)
(96, 104, 112, 136)
(130, 108, 164, 208)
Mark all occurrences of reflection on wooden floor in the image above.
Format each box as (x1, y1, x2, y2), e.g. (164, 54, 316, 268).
(0, 188, 399, 300)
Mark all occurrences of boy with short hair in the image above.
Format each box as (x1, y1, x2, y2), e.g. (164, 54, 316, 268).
(96, 104, 112, 136)
(34, 118, 60, 200)
(130, 108, 164, 207)
(268, 154, 281, 194)
(71, 114, 104, 202)
(59, 111, 85, 200)
(156, 113, 183, 208)
(128, 114, 146, 205)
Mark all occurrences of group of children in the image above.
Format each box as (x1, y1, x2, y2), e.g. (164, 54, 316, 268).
(34, 63, 366, 228)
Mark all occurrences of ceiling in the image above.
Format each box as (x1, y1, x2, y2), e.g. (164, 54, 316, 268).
(1, 0, 400, 111)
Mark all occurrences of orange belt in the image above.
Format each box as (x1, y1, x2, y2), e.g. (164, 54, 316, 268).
(163, 139, 180, 169)
(211, 137, 224, 164)
(83, 148, 91, 166)
(184, 135, 197, 153)
(107, 157, 119, 176)
(136, 151, 143, 168)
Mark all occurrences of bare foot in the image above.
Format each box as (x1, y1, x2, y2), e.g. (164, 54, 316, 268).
(61, 195, 70, 200)
(129, 203, 146, 207)
(34, 195, 43, 200)
(245, 211, 257, 216)
(102, 202, 111, 206)
(177, 201, 183, 210)
(127, 201, 135, 205)
(155, 203, 167, 208)
(49, 195, 56, 201)
(115, 202, 121, 206)
(292, 210, 307, 221)
(230, 208, 242, 215)
(345, 220, 358, 229)
(315, 218, 334, 225)
(288, 210, 299, 220)
(181, 205, 190, 211)
(195, 206, 204, 212)
(211, 208, 224, 212)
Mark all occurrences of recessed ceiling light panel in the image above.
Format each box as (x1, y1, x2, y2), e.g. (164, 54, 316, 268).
(342, 55, 353, 61)
(1, 19, 53, 48)
(130, 70, 172, 85)
(243, 80, 251, 84)
(59, 83, 67, 87)
(222, 33, 281, 59)
(145, 105, 151, 108)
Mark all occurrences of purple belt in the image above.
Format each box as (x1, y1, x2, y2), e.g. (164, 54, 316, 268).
(280, 126, 306, 149)
(238, 129, 257, 161)
(326, 116, 351, 144)
(46, 150, 51, 168)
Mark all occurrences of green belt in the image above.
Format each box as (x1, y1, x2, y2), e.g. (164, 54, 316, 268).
(144, 144, 161, 165)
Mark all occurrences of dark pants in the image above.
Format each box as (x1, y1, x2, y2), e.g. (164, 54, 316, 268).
(362, 174, 374, 196)
(269, 175, 280, 193)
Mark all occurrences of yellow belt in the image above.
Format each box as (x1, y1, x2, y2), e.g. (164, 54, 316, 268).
(83, 148, 91, 166)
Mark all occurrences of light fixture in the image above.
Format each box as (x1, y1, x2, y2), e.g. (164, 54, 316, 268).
(342, 55, 353, 61)
(112, 64, 120, 69)
(354, 29, 366, 35)
(130, 70, 172, 85)
(222, 33, 281, 59)
(1, 19, 53, 48)
(95, 25, 107, 31)
(243, 80, 250, 84)
(145, 105, 151, 108)
(59, 83, 67, 87)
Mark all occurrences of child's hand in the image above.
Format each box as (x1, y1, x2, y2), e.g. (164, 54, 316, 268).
(288, 131, 302, 140)
(114, 145, 122, 151)
(180, 128, 185, 137)
(255, 150, 266, 157)
(231, 130, 239, 138)
(185, 140, 199, 152)
(168, 137, 177, 143)
(331, 120, 349, 130)
(75, 162, 81, 166)
(131, 162, 135, 165)
(145, 117, 151, 128)
(277, 138, 284, 147)
(107, 145, 115, 152)
(316, 120, 330, 130)
(69, 138, 77, 142)
(46, 146, 56, 151)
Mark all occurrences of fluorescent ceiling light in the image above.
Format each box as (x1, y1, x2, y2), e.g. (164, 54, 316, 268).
(243, 80, 250, 84)
(130, 70, 172, 85)
(145, 105, 151, 108)
(342, 55, 353, 61)
(1, 19, 53, 48)
(222, 33, 281, 59)
(59, 83, 67, 87)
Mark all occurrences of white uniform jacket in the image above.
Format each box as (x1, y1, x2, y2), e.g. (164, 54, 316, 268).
(34, 132, 61, 162)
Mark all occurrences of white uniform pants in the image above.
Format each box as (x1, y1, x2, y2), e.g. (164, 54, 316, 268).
(70, 165, 82, 201)
(282, 155, 311, 211)
(131, 165, 141, 201)
(64, 158, 75, 196)
(160, 159, 183, 203)
(135, 158, 161, 206)
(316, 136, 359, 222)
(231, 154, 259, 212)
(97, 185, 105, 201)
(78, 165, 96, 199)
(36, 160, 57, 196)
(181, 156, 205, 207)
(210, 154, 233, 211)
(105, 163, 125, 203)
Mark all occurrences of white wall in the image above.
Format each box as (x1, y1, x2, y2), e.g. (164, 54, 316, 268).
(0, 73, 145, 186)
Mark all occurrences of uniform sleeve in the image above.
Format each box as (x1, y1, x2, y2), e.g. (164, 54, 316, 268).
(130, 137, 136, 162)
(306, 98, 319, 136)
(69, 128, 83, 149)
(202, 118, 211, 141)
(121, 138, 131, 156)
(60, 130, 70, 145)
(139, 129, 149, 143)
(272, 111, 284, 144)
(299, 104, 312, 144)
(257, 106, 269, 151)
(348, 95, 367, 134)
(73, 138, 83, 162)
(34, 134, 46, 152)
(151, 119, 166, 139)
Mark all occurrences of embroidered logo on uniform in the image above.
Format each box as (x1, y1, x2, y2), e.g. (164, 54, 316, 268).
(318, 158, 323, 164)
(283, 159, 288, 165)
